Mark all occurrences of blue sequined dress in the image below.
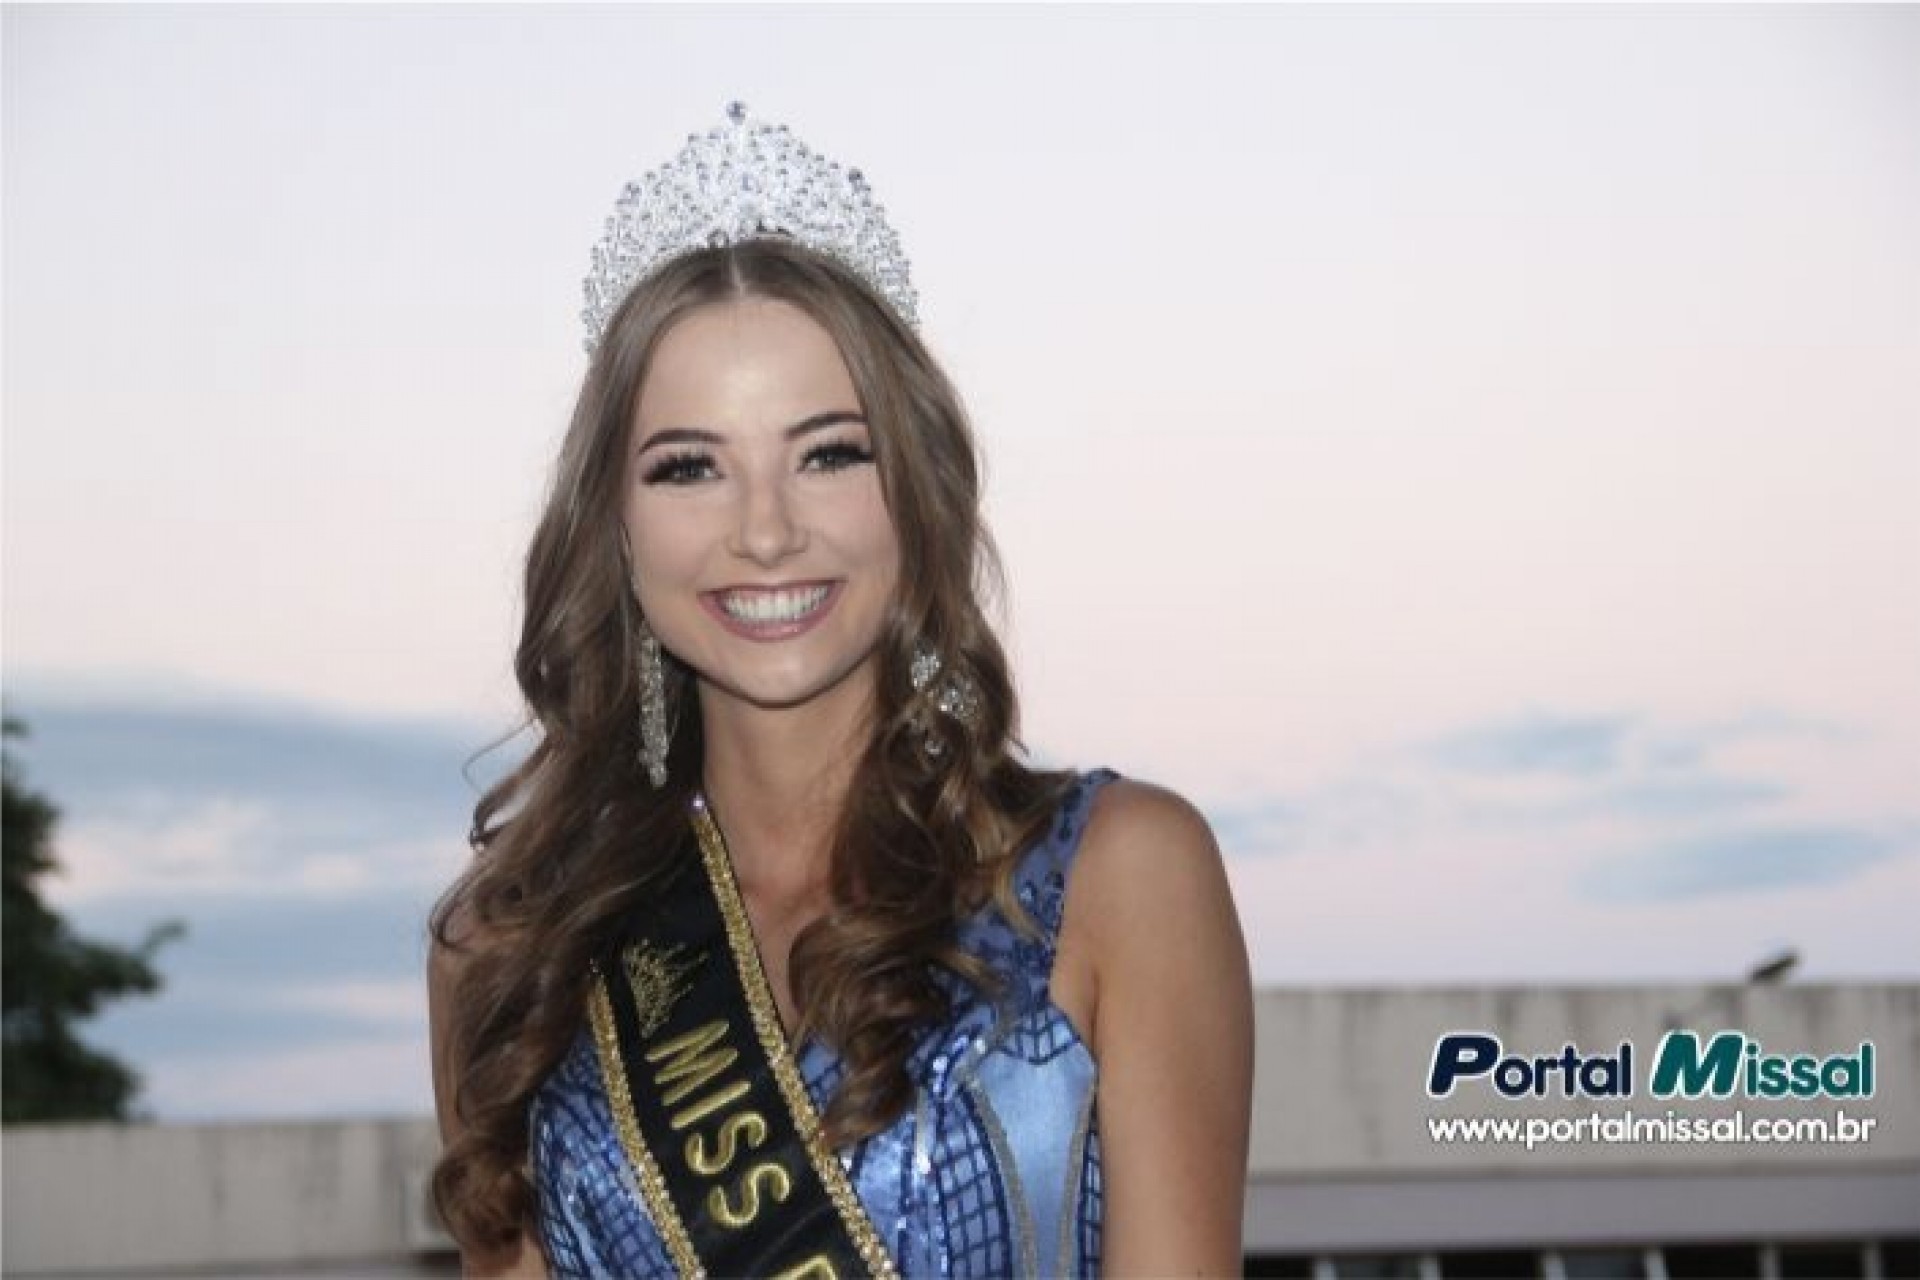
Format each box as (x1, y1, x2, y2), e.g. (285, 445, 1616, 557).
(530, 768, 1117, 1279)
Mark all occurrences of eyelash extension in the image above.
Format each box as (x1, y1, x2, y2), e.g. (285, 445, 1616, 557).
(639, 439, 874, 485)
(640, 450, 715, 485)
(803, 440, 875, 472)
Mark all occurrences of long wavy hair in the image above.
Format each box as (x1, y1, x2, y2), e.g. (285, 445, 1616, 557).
(429, 238, 1073, 1255)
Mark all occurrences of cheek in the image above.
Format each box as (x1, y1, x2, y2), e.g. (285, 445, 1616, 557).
(622, 499, 703, 593)
(847, 491, 902, 578)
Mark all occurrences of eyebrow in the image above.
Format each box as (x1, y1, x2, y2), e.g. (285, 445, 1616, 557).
(633, 410, 868, 457)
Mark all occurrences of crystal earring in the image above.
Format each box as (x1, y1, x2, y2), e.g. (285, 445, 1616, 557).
(637, 618, 670, 788)
(909, 642, 981, 758)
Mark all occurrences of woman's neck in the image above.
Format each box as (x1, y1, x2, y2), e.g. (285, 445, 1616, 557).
(695, 674, 872, 899)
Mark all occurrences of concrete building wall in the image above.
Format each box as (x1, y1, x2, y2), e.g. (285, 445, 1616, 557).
(3, 1118, 443, 1275)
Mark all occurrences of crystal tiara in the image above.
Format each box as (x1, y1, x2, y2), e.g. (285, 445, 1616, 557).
(580, 101, 920, 354)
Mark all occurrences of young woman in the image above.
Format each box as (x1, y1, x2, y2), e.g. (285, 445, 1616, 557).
(429, 104, 1252, 1279)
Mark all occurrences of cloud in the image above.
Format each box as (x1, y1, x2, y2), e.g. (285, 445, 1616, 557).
(56, 802, 461, 902)
(1425, 712, 1634, 777)
(276, 979, 426, 1026)
(1448, 769, 1793, 833)
(1205, 777, 1423, 857)
(1206, 798, 1304, 855)
(6, 691, 516, 822)
(76, 885, 437, 988)
(1212, 707, 1810, 858)
(1206, 704, 1916, 922)
(4, 691, 512, 903)
(1579, 825, 1912, 903)
(1400, 707, 1832, 835)
(1418, 706, 1848, 791)
(1581, 775, 1790, 819)
(135, 1035, 434, 1120)
(1429, 710, 1919, 904)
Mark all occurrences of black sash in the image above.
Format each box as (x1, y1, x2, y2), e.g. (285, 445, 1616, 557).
(587, 794, 897, 1280)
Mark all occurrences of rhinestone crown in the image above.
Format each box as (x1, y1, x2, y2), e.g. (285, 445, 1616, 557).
(580, 101, 919, 353)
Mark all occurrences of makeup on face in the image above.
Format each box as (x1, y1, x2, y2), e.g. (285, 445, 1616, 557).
(620, 298, 902, 714)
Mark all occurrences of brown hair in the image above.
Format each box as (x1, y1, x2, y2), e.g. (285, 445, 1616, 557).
(429, 239, 1072, 1254)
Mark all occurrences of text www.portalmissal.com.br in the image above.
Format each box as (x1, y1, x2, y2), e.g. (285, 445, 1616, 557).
(1428, 1108, 1879, 1151)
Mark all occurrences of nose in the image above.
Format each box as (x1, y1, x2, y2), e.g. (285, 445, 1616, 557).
(728, 469, 808, 566)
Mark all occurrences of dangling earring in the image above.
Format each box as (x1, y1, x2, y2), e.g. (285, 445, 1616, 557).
(909, 642, 980, 759)
(637, 617, 670, 788)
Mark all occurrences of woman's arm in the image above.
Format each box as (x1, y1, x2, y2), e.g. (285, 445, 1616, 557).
(1064, 779, 1255, 1277)
(429, 920, 551, 1279)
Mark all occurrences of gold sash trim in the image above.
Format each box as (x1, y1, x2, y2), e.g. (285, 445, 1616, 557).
(586, 979, 705, 1277)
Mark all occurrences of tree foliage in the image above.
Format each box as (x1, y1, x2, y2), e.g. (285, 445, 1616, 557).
(3, 716, 181, 1123)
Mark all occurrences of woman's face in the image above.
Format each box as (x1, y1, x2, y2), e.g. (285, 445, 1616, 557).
(622, 297, 901, 720)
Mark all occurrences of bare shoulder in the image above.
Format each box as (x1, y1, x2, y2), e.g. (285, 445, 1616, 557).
(1072, 776, 1234, 925)
(1083, 776, 1217, 854)
(1053, 776, 1245, 1050)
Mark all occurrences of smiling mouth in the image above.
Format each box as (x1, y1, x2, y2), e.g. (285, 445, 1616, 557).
(711, 583, 834, 625)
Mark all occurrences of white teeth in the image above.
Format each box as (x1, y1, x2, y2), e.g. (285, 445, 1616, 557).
(718, 585, 830, 624)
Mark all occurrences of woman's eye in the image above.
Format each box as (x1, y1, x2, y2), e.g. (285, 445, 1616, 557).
(802, 440, 875, 473)
(641, 451, 717, 486)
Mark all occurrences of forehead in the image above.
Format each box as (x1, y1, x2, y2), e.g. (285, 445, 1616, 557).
(635, 297, 860, 430)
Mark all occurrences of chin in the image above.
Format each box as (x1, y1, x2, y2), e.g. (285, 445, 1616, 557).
(706, 655, 879, 714)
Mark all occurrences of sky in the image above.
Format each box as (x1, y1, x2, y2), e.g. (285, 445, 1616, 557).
(4, 4, 1917, 1120)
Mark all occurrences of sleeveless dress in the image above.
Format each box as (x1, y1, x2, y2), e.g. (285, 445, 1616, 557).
(529, 768, 1118, 1279)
